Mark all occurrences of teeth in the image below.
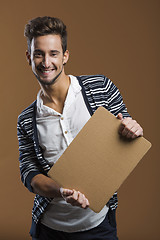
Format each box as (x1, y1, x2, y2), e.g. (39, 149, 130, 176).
(42, 70, 53, 73)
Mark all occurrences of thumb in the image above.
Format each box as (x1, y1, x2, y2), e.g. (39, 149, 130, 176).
(117, 113, 123, 120)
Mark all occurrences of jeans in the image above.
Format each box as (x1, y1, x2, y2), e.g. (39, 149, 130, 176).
(38, 209, 118, 240)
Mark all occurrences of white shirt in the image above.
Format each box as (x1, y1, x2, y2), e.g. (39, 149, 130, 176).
(36, 75, 108, 232)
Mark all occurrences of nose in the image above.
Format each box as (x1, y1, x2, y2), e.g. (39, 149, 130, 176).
(42, 55, 51, 68)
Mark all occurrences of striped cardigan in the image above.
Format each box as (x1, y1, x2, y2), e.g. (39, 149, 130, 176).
(17, 75, 130, 238)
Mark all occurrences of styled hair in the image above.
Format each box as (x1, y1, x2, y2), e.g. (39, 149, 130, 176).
(24, 16, 67, 53)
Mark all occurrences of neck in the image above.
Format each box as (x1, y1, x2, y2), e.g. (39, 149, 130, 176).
(40, 73, 70, 106)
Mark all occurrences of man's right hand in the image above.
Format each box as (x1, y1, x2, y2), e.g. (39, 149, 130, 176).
(60, 188, 90, 209)
(31, 174, 89, 209)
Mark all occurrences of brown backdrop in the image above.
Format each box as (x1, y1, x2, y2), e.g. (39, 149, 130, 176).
(0, 0, 159, 239)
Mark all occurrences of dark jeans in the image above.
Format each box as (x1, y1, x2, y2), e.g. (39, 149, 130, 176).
(38, 209, 118, 240)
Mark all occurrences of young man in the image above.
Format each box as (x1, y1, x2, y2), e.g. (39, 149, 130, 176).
(17, 16, 143, 240)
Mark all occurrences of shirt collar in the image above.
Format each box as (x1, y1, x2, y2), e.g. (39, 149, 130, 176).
(69, 75, 81, 94)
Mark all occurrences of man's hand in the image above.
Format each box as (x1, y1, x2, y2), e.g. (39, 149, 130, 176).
(60, 188, 90, 209)
(31, 175, 89, 209)
(117, 113, 143, 139)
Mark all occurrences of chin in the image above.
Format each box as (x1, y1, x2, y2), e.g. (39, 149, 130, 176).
(36, 75, 58, 86)
(39, 79, 55, 86)
(34, 68, 63, 86)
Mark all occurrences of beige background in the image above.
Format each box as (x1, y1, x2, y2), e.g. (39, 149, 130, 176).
(0, 0, 159, 239)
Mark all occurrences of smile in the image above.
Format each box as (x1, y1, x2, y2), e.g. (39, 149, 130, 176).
(41, 70, 53, 73)
(39, 68, 55, 74)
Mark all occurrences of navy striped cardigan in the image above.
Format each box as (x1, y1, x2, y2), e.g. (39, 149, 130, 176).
(17, 75, 130, 238)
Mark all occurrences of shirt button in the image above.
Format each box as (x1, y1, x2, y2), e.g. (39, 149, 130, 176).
(61, 117, 64, 120)
(64, 131, 68, 134)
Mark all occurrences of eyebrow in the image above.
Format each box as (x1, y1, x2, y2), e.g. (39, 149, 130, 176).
(34, 49, 43, 53)
(50, 50, 60, 54)
(34, 49, 60, 54)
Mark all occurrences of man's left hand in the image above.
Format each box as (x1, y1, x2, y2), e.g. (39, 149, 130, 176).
(117, 113, 143, 139)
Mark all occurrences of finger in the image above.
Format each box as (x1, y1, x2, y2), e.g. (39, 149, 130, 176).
(122, 121, 136, 138)
(120, 118, 135, 135)
(66, 190, 79, 205)
(118, 124, 125, 134)
(72, 190, 79, 201)
(120, 120, 132, 136)
(85, 198, 89, 207)
(77, 193, 89, 208)
(62, 188, 73, 197)
(118, 117, 132, 134)
(125, 130, 134, 138)
(128, 121, 142, 137)
(117, 113, 123, 120)
(121, 127, 130, 137)
(78, 193, 86, 207)
(131, 128, 143, 139)
(82, 196, 90, 209)
(66, 191, 90, 209)
(77, 192, 83, 204)
(122, 120, 143, 139)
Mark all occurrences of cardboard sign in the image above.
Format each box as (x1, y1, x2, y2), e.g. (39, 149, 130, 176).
(48, 107, 151, 212)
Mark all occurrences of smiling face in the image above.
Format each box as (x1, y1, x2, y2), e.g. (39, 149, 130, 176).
(26, 34, 69, 86)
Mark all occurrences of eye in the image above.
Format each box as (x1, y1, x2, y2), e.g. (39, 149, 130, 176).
(51, 53, 57, 57)
(50, 51, 59, 57)
(34, 52, 43, 58)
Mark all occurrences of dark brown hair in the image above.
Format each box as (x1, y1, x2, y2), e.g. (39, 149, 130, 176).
(24, 16, 67, 53)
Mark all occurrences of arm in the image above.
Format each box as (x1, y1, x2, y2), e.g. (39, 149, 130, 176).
(17, 117, 89, 208)
(17, 118, 43, 192)
(103, 76, 143, 138)
(103, 76, 131, 118)
(31, 174, 63, 198)
(31, 174, 89, 208)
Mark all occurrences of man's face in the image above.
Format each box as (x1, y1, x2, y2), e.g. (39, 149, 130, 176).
(27, 34, 69, 85)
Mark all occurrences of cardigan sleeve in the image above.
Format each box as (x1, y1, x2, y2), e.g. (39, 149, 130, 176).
(17, 118, 43, 192)
(103, 75, 131, 118)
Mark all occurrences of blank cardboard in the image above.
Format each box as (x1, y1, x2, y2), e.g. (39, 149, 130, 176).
(48, 107, 151, 212)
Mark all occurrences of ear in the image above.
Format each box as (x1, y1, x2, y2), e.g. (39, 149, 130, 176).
(26, 50, 31, 66)
(63, 50, 69, 65)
